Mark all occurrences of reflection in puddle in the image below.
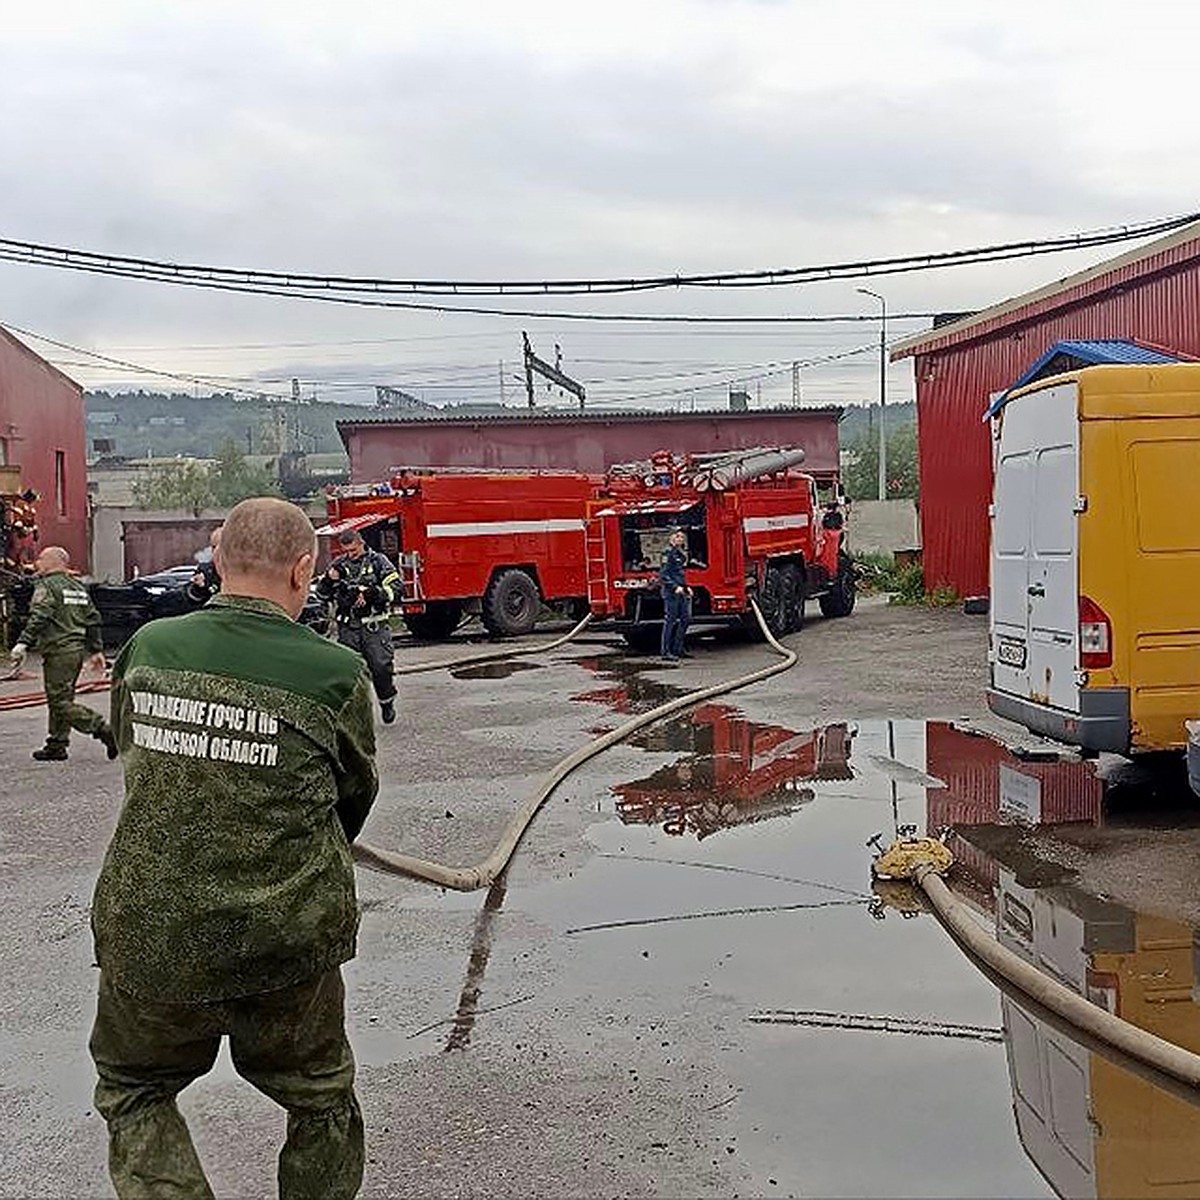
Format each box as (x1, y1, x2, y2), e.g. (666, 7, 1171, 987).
(924, 724, 1200, 1200)
(443, 873, 509, 1052)
(570, 652, 686, 714)
(614, 705, 854, 840)
(450, 660, 542, 681)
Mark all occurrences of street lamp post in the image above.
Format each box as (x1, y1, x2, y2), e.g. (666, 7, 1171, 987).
(857, 288, 887, 501)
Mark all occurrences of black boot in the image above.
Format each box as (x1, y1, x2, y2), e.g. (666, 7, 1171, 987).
(380, 699, 396, 725)
(32, 745, 68, 762)
(95, 726, 119, 760)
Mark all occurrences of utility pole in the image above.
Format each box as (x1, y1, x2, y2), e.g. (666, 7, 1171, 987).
(522, 331, 586, 410)
(791, 361, 801, 406)
(499, 360, 506, 405)
(858, 287, 888, 501)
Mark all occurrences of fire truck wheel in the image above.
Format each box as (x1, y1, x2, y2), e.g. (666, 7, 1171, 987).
(780, 563, 806, 633)
(482, 568, 541, 637)
(404, 601, 464, 641)
(757, 564, 790, 638)
(819, 554, 857, 618)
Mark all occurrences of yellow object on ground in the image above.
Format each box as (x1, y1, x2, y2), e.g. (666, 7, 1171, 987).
(871, 837, 954, 881)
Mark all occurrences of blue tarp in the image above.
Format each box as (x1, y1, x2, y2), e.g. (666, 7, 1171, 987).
(984, 339, 1184, 419)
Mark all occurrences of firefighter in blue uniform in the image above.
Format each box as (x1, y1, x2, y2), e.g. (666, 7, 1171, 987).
(317, 530, 401, 723)
(658, 528, 692, 661)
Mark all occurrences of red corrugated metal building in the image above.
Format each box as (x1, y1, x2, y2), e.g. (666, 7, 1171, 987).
(0, 327, 89, 569)
(892, 224, 1200, 596)
(338, 406, 843, 485)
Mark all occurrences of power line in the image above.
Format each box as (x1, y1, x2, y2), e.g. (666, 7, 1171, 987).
(0, 211, 1193, 311)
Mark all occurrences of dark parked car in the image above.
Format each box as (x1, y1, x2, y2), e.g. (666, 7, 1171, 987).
(89, 566, 330, 650)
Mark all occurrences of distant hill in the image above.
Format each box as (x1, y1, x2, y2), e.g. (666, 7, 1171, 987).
(84, 390, 912, 460)
(84, 391, 374, 459)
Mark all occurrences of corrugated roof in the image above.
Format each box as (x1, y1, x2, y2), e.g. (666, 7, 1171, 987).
(337, 404, 844, 430)
(891, 221, 1200, 360)
(984, 338, 1186, 418)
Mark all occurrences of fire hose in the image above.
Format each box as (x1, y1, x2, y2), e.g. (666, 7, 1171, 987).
(874, 840, 1200, 1092)
(354, 602, 797, 890)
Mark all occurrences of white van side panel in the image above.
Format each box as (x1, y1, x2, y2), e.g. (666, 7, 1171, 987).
(991, 383, 1080, 714)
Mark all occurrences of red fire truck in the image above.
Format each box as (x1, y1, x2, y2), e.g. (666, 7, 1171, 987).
(318, 469, 597, 638)
(585, 446, 854, 650)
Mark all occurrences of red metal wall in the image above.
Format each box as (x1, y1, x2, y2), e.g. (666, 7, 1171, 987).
(914, 259, 1200, 596)
(0, 329, 89, 569)
(340, 409, 842, 485)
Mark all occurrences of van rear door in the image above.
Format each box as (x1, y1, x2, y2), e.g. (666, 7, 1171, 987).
(992, 381, 1080, 712)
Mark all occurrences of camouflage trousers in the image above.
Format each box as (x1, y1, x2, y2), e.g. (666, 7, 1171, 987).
(89, 968, 363, 1200)
(43, 646, 107, 750)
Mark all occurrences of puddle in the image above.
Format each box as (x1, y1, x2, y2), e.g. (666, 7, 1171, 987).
(569, 652, 687, 714)
(391, 663, 1200, 1196)
(614, 706, 853, 841)
(449, 660, 542, 681)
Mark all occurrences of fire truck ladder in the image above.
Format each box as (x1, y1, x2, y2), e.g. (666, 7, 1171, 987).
(585, 518, 610, 610)
(396, 551, 423, 603)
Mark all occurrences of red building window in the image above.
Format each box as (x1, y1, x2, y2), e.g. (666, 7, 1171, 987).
(55, 450, 66, 516)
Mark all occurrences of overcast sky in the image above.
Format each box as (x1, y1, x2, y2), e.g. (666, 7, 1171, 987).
(2, 0, 1197, 411)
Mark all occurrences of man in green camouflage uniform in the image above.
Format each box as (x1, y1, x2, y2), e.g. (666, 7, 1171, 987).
(89, 497, 378, 1200)
(8, 545, 117, 761)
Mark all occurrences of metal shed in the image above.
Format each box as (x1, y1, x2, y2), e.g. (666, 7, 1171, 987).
(0, 327, 89, 569)
(892, 222, 1200, 596)
(337, 406, 844, 486)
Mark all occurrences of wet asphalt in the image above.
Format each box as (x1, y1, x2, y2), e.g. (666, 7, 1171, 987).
(2, 597, 1198, 1198)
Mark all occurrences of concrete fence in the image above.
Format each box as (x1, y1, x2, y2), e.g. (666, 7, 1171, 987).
(846, 499, 920, 557)
(90, 501, 328, 583)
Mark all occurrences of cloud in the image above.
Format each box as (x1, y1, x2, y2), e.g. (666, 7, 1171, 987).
(0, 0, 1197, 405)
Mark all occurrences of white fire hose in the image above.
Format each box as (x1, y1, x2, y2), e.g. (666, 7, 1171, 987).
(354, 603, 796, 890)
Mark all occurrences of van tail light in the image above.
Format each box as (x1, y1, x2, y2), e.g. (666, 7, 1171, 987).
(1079, 595, 1112, 670)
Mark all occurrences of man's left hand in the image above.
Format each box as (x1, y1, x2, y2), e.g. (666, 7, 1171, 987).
(352, 589, 367, 609)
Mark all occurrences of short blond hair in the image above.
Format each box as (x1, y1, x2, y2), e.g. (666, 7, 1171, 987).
(218, 498, 315, 577)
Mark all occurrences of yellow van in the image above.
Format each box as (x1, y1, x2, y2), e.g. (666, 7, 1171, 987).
(988, 363, 1200, 756)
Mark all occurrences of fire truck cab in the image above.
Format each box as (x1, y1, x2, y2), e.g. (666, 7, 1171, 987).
(318, 469, 596, 639)
(585, 446, 854, 650)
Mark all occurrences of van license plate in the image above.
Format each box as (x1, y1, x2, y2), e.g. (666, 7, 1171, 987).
(997, 638, 1027, 669)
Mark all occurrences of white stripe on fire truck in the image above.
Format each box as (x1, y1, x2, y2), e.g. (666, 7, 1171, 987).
(425, 519, 587, 538)
(743, 514, 810, 532)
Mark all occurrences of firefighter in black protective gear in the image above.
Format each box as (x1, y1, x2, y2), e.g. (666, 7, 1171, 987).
(317, 529, 401, 724)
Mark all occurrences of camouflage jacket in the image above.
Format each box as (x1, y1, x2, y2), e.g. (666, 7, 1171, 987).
(21, 570, 103, 655)
(91, 594, 379, 1002)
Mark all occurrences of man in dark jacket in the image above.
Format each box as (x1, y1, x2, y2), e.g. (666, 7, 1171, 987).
(188, 525, 223, 603)
(317, 529, 401, 723)
(89, 497, 378, 1200)
(9, 545, 117, 761)
(658, 527, 692, 661)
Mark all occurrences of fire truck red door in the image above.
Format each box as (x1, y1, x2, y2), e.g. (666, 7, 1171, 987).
(719, 499, 742, 588)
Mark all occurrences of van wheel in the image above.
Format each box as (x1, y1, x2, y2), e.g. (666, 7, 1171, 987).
(819, 554, 857, 618)
(482, 569, 541, 637)
(780, 564, 806, 634)
(404, 601, 464, 640)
